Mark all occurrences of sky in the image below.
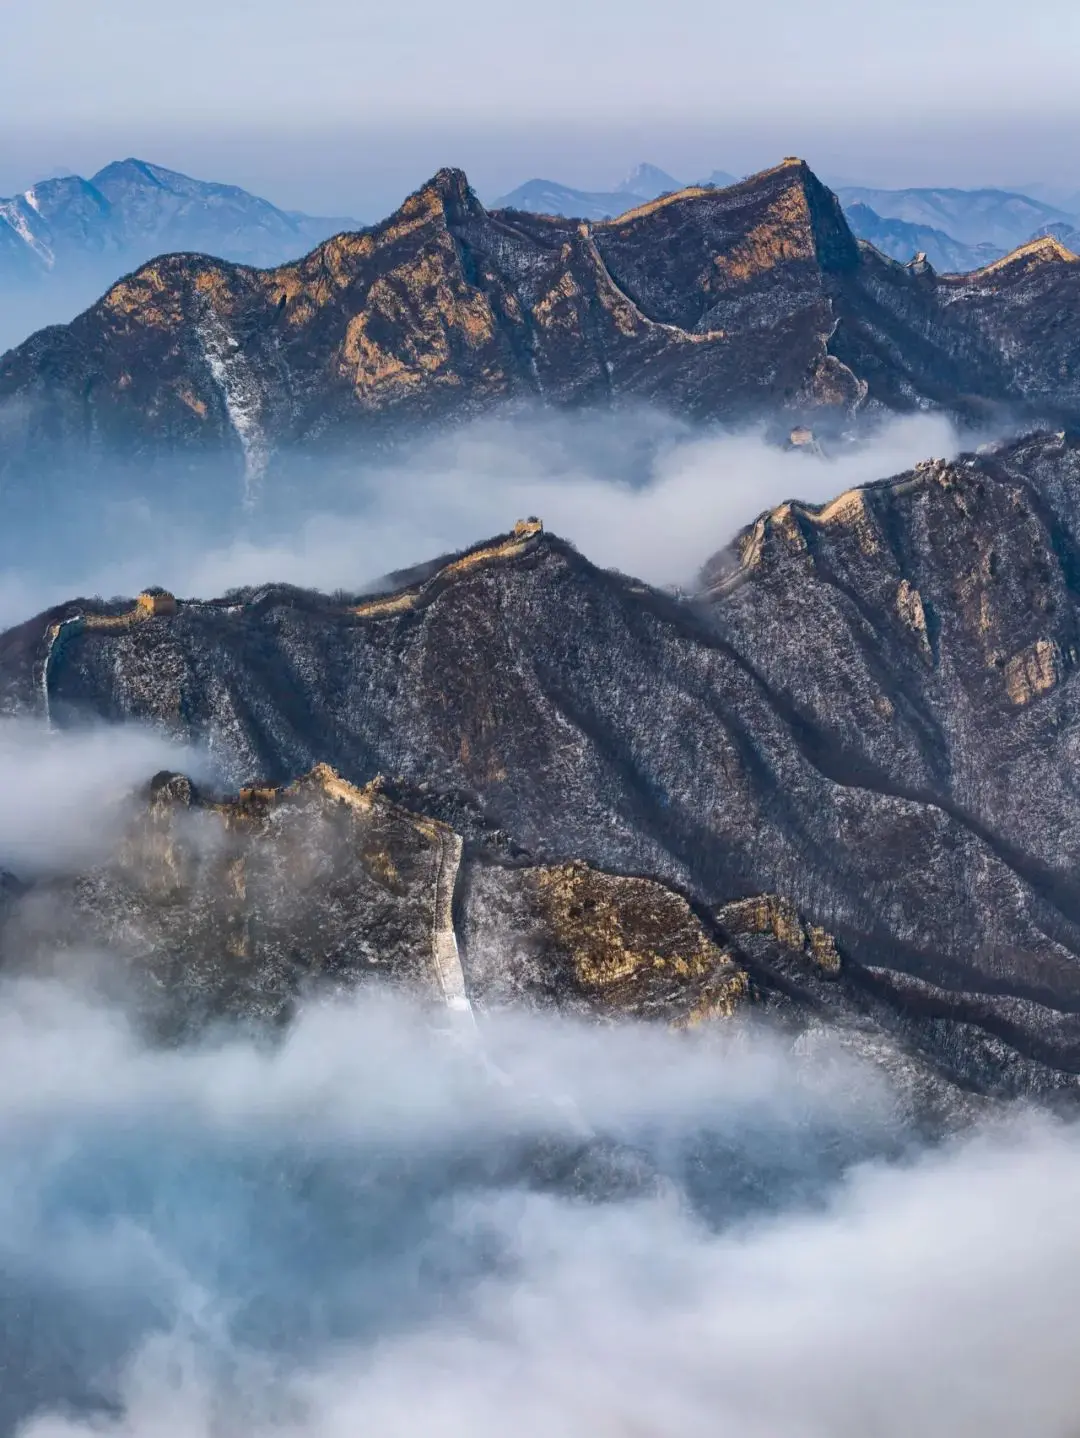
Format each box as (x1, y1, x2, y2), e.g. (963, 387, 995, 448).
(3, 0, 1080, 215)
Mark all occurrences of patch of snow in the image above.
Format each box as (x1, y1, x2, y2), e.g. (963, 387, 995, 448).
(0, 198, 54, 266)
(431, 831, 475, 1022)
(195, 302, 269, 509)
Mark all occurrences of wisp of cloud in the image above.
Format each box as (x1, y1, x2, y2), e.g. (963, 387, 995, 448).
(0, 719, 203, 875)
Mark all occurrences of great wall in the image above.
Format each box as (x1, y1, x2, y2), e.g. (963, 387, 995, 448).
(37, 520, 546, 726)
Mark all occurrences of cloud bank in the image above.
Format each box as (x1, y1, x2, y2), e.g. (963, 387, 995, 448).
(1, 409, 971, 632)
(0, 981, 1076, 1438)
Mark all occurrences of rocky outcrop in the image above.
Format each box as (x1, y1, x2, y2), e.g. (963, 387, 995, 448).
(1, 756, 990, 1122)
(459, 857, 750, 1024)
(0, 763, 756, 1035)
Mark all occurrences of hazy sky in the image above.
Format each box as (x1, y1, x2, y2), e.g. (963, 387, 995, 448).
(3, 0, 1080, 214)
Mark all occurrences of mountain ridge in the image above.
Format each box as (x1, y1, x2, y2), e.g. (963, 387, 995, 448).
(0, 158, 864, 517)
(0, 156, 356, 278)
(497, 170, 1076, 275)
(9, 429, 1080, 1094)
(7, 158, 1080, 547)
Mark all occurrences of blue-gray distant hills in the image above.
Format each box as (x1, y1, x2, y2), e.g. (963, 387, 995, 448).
(0, 158, 356, 275)
(499, 166, 1080, 273)
(834, 184, 1072, 253)
(494, 162, 736, 219)
(0, 159, 356, 351)
(840, 203, 1000, 273)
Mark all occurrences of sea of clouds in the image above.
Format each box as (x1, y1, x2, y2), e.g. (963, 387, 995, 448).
(0, 408, 970, 631)
(1, 969, 1080, 1438)
(0, 726, 1075, 1438)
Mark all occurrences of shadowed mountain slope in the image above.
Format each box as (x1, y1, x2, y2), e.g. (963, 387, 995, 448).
(8, 160, 1080, 522)
(7, 432, 1080, 1092)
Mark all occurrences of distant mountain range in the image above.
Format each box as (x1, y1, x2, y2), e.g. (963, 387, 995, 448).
(840, 202, 1002, 273)
(499, 166, 1080, 274)
(0, 159, 356, 278)
(494, 162, 736, 219)
(833, 184, 1072, 252)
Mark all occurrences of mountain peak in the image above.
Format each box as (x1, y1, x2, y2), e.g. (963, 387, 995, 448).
(405, 167, 484, 223)
(600, 158, 859, 277)
(617, 162, 681, 199)
(92, 158, 170, 190)
(970, 232, 1078, 277)
(428, 166, 474, 200)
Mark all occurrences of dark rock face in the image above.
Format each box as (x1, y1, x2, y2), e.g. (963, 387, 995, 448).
(4, 766, 467, 1032)
(8, 158, 1080, 514)
(9, 431, 1080, 1093)
(458, 857, 749, 1023)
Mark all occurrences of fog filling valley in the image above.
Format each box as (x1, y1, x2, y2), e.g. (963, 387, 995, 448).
(5, 967, 1080, 1438)
(2, 408, 1070, 1436)
(0, 408, 969, 631)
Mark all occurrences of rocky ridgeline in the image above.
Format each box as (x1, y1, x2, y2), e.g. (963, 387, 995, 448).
(5, 158, 1080, 526)
(6, 431, 1080, 1100)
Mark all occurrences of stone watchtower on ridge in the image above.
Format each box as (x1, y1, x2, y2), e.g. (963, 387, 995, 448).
(135, 586, 178, 617)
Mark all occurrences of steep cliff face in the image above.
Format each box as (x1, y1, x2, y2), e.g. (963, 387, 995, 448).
(7, 159, 1080, 515)
(10, 431, 1080, 1091)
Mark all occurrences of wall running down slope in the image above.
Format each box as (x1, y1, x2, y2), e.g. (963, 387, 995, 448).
(6, 432, 1080, 1097)
(4, 158, 1080, 509)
